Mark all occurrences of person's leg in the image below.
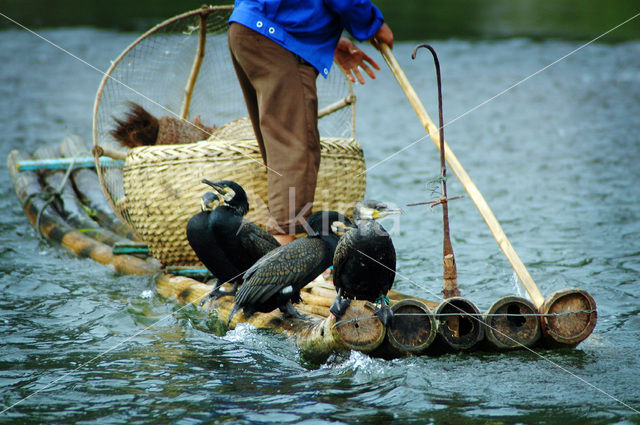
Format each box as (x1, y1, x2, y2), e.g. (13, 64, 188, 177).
(228, 23, 267, 164)
(228, 23, 321, 236)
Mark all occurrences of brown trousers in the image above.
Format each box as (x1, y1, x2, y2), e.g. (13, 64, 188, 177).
(228, 23, 321, 235)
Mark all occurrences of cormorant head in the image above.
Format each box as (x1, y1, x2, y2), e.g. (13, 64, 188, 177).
(353, 200, 403, 222)
(200, 191, 220, 212)
(202, 179, 249, 216)
(305, 211, 353, 237)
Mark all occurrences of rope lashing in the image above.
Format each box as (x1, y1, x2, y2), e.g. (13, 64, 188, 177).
(406, 195, 464, 210)
(331, 310, 597, 329)
(23, 157, 78, 238)
(397, 310, 597, 318)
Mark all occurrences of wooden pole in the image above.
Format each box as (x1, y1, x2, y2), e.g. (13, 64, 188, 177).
(380, 43, 545, 308)
(412, 44, 460, 299)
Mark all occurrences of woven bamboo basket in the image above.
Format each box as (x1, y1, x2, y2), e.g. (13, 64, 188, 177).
(122, 136, 365, 266)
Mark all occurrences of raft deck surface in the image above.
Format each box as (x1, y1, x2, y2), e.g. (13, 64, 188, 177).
(7, 137, 597, 363)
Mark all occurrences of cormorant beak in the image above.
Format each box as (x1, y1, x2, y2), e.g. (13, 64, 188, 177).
(373, 206, 404, 219)
(200, 192, 220, 212)
(202, 179, 235, 203)
(202, 179, 226, 195)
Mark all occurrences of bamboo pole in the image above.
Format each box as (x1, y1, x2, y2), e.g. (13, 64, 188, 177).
(16, 157, 124, 171)
(93, 145, 128, 161)
(434, 297, 484, 350)
(33, 146, 129, 247)
(8, 150, 158, 276)
(483, 295, 541, 350)
(60, 135, 139, 241)
(318, 95, 356, 119)
(180, 9, 208, 120)
(540, 289, 597, 347)
(306, 279, 440, 310)
(386, 299, 437, 354)
(380, 43, 545, 308)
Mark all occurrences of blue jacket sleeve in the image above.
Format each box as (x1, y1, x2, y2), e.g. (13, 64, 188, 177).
(325, 0, 385, 41)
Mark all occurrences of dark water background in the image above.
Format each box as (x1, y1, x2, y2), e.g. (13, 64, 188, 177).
(1, 3, 640, 425)
(2, 0, 640, 41)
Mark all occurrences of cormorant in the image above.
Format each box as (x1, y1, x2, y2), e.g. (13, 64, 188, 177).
(330, 200, 403, 326)
(186, 179, 280, 298)
(228, 210, 352, 324)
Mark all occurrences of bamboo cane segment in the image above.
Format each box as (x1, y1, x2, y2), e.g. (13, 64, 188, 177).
(60, 135, 139, 241)
(180, 10, 208, 120)
(305, 279, 440, 310)
(483, 295, 541, 349)
(318, 95, 356, 119)
(380, 43, 545, 308)
(33, 146, 128, 247)
(8, 150, 158, 276)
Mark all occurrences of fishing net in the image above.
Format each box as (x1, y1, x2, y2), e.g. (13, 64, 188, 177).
(92, 6, 365, 266)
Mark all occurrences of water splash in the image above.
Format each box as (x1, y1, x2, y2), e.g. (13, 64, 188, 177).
(511, 271, 523, 297)
(140, 289, 154, 299)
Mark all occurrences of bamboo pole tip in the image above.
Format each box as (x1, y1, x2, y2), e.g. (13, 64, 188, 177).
(387, 299, 437, 354)
(484, 295, 541, 350)
(333, 301, 386, 352)
(434, 297, 484, 350)
(540, 288, 597, 346)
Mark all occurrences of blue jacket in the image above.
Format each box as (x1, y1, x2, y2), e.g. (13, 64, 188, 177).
(229, 0, 384, 78)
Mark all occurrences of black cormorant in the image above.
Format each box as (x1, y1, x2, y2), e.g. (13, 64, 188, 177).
(330, 200, 403, 326)
(228, 210, 352, 324)
(186, 179, 280, 297)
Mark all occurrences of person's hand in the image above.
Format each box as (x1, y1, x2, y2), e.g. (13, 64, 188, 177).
(369, 22, 393, 50)
(334, 37, 381, 84)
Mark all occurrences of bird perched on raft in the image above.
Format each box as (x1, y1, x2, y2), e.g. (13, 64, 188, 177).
(228, 210, 353, 325)
(186, 179, 280, 298)
(330, 200, 403, 326)
(110, 101, 215, 148)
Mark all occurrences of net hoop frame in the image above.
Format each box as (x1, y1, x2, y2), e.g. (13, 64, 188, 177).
(91, 6, 234, 227)
(91, 5, 358, 241)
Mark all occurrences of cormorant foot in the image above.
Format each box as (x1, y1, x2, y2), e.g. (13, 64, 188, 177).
(374, 304, 394, 327)
(204, 282, 239, 302)
(280, 302, 309, 321)
(212, 288, 238, 300)
(329, 296, 351, 319)
(227, 303, 242, 327)
(199, 288, 232, 305)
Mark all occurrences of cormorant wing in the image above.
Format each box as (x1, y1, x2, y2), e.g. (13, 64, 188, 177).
(236, 238, 328, 306)
(332, 227, 357, 281)
(333, 223, 397, 293)
(237, 219, 280, 258)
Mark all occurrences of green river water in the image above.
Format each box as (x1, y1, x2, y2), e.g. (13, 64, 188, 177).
(1, 3, 639, 424)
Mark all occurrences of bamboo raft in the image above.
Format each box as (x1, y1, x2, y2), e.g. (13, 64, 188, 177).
(8, 135, 597, 363)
